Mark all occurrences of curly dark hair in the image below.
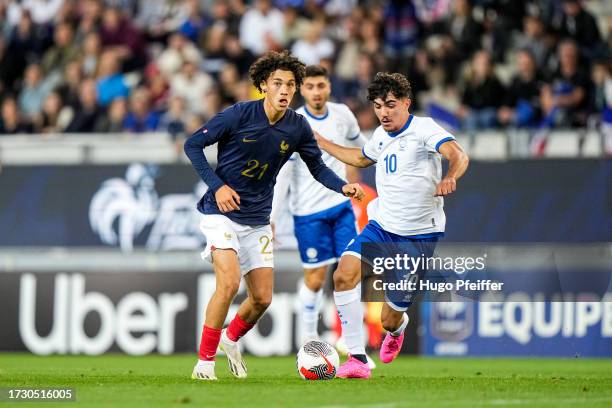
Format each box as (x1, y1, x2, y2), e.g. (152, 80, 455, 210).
(304, 65, 328, 79)
(249, 50, 306, 92)
(367, 72, 412, 102)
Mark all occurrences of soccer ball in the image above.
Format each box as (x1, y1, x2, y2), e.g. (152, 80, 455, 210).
(296, 340, 339, 380)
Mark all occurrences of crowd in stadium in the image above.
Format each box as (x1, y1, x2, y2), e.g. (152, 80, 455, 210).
(0, 0, 610, 137)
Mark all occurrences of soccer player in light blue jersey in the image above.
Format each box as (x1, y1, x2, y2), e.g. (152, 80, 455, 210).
(315, 72, 469, 378)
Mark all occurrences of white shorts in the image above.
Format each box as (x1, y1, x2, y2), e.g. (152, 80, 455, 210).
(199, 214, 274, 275)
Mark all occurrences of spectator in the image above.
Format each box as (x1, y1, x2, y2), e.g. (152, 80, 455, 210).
(223, 34, 255, 77)
(540, 40, 590, 127)
(239, 0, 284, 56)
(41, 22, 80, 75)
(170, 60, 214, 115)
(94, 97, 127, 133)
(178, 0, 211, 44)
(36, 91, 73, 133)
(100, 7, 147, 71)
(81, 32, 102, 77)
(432, 0, 482, 63)
(383, 0, 420, 58)
(9, 10, 52, 61)
(283, 6, 310, 45)
(65, 79, 100, 133)
(56, 61, 84, 108)
(0, 96, 33, 134)
(457, 50, 505, 130)
(76, 0, 103, 39)
(95, 51, 130, 107)
(134, 0, 188, 44)
(291, 20, 334, 66)
(123, 87, 160, 133)
(0, 35, 26, 94)
(159, 95, 188, 140)
(6, 0, 65, 26)
(156, 32, 202, 78)
(498, 49, 544, 127)
(201, 23, 227, 76)
(590, 60, 611, 115)
(514, 14, 549, 68)
(18, 63, 59, 120)
(556, 0, 602, 55)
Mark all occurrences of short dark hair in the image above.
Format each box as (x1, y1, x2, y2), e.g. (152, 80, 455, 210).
(249, 50, 306, 92)
(367, 72, 412, 102)
(304, 65, 328, 79)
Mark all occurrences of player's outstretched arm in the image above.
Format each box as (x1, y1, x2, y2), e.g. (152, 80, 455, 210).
(314, 131, 374, 168)
(435, 140, 469, 197)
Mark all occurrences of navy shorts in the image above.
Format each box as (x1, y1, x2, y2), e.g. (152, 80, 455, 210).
(344, 220, 441, 311)
(293, 201, 357, 269)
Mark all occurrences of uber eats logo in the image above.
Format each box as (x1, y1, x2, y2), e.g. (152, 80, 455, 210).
(18, 274, 188, 355)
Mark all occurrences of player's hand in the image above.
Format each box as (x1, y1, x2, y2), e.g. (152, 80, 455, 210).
(215, 185, 241, 212)
(434, 177, 456, 196)
(342, 183, 365, 201)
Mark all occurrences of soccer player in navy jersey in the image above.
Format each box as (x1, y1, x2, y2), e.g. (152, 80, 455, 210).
(184, 50, 365, 380)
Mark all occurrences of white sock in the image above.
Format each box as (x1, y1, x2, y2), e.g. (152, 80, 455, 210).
(390, 313, 409, 337)
(299, 284, 323, 340)
(197, 359, 215, 368)
(333, 283, 365, 356)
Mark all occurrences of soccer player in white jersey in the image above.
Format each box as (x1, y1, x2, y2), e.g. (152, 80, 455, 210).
(271, 66, 372, 361)
(315, 72, 469, 379)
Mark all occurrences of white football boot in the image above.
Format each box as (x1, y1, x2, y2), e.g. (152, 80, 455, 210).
(191, 360, 217, 381)
(218, 329, 247, 378)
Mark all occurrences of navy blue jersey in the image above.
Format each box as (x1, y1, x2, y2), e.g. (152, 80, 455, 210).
(184, 99, 347, 225)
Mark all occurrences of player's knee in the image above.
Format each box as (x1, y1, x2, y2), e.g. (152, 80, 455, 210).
(250, 292, 272, 312)
(216, 278, 240, 301)
(304, 271, 325, 292)
(332, 265, 358, 291)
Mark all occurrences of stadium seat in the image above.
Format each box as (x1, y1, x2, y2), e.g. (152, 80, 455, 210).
(469, 131, 507, 160)
(544, 130, 581, 158)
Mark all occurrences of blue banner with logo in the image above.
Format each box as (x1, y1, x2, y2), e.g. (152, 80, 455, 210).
(421, 300, 612, 357)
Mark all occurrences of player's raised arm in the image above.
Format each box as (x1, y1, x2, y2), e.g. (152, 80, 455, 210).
(435, 140, 469, 197)
(297, 127, 365, 201)
(183, 106, 241, 212)
(314, 131, 374, 168)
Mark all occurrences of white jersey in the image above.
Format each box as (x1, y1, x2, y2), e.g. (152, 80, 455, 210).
(362, 115, 455, 236)
(272, 102, 365, 218)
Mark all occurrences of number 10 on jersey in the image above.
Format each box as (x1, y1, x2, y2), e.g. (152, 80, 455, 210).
(384, 154, 397, 173)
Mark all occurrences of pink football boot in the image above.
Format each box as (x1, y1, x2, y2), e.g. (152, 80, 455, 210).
(336, 355, 371, 379)
(379, 332, 404, 363)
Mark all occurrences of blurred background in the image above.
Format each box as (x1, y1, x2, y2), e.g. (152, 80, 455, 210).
(0, 0, 610, 359)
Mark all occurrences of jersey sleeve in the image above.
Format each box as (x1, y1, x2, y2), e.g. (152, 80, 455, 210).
(342, 105, 366, 148)
(297, 119, 346, 194)
(183, 104, 240, 193)
(361, 130, 381, 162)
(422, 118, 455, 153)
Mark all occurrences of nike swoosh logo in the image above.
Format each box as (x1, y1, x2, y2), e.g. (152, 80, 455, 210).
(242, 137, 257, 143)
(206, 354, 215, 359)
(320, 352, 334, 375)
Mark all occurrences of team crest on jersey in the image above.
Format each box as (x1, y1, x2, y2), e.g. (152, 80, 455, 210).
(399, 137, 407, 149)
(280, 140, 290, 154)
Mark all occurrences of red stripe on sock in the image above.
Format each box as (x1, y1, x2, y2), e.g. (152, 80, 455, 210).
(199, 325, 222, 361)
(226, 313, 255, 342)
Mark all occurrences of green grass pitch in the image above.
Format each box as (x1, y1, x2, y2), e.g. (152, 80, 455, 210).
(1, 353, 611, 407)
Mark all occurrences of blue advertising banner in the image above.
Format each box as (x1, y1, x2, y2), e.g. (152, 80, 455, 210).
(422, 300, 612, 357)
